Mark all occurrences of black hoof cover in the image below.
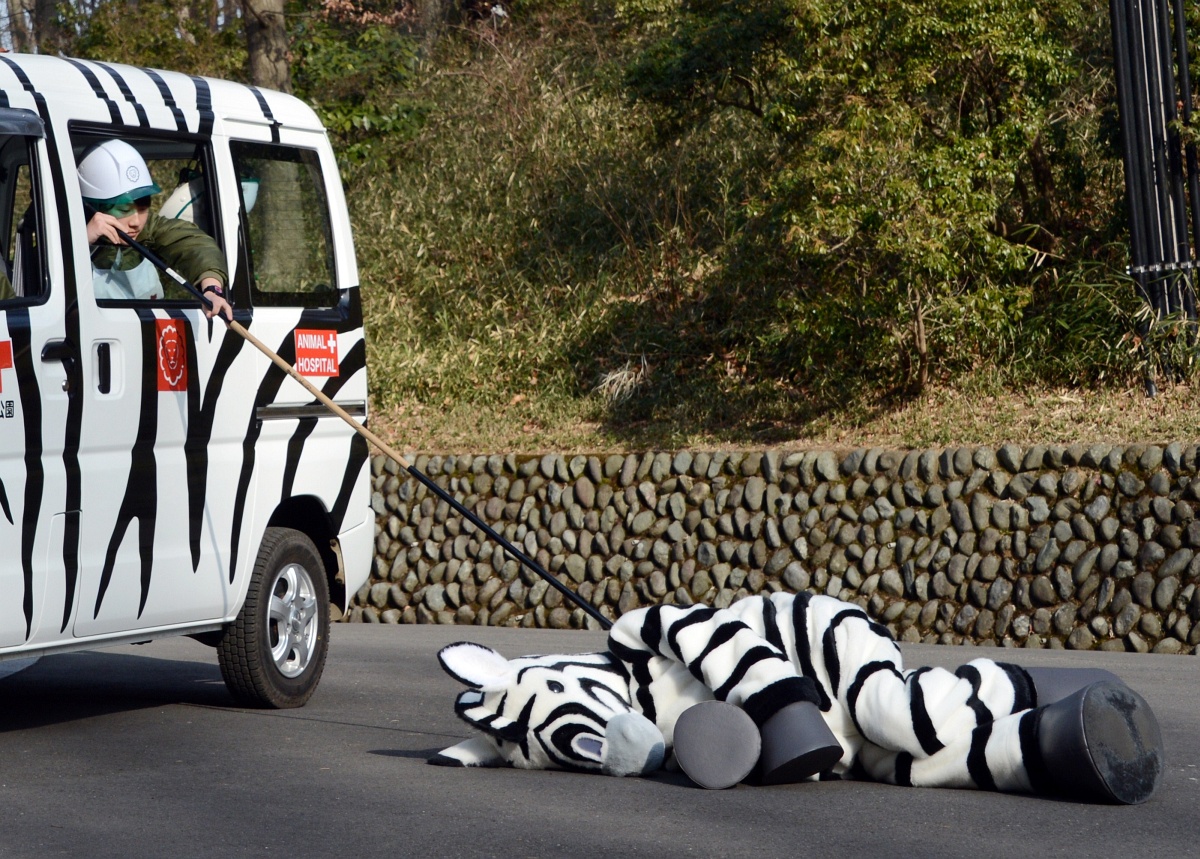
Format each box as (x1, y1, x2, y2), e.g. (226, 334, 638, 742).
(673, 700, 761, 790)
(758, 701, 843, 786)
(1037, 680, 1164, 805)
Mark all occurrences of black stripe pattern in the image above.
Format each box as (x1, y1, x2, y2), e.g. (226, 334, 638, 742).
(0, 55, 371, 651)
(606, 593, 1049, 791)
(439, 592, 1059, 794)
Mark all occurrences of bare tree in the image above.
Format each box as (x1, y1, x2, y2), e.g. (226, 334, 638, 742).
(6, 0, 33, 52)
(3, 0, 63, 53)
(31, 0, 62, 52)
(242, 0, 291, 92)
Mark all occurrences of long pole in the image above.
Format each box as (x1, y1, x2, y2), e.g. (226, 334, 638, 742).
(114, 228, 613, 630)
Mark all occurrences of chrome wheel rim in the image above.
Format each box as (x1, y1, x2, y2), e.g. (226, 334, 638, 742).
(268, 562, 319, 678)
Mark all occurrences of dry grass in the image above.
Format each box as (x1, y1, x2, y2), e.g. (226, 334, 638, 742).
(367, 377, 1200, 455)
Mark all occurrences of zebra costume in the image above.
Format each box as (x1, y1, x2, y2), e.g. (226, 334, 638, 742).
(433, 592, 1163, 803)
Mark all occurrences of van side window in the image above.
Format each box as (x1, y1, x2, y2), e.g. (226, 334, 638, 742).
(230, 141, 338, 308)
(0, 135, 46, 303)
(71, 133, 223, 305)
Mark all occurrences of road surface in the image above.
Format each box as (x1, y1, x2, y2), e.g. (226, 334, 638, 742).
(0, 625, 1196, 858)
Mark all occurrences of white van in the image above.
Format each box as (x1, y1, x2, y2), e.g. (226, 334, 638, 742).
(0, 54, 373, 707)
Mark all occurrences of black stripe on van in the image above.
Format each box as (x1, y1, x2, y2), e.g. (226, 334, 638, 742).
(94, 306, 162, 620)
(185, 321, 248, 573)
(0, 54, 85, 636)
(6, 309, 43, 639)
(191, 76, 215, 136)
(281, 418, 319, 500)
(65, 59, 123, 125)
(95, 63, 150, 127)
(332, 434, 369, 533)
(228, 323, 298, 583)
(248, 86, 282, 143)
(144, 68, 189, 133)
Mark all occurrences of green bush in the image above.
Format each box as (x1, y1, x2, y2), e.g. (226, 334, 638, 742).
(291, 19, 427, 165)
(63, 0, 1183, 445)
(68, 0, 247, 80)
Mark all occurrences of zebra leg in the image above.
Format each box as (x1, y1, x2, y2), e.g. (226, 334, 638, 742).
(610, 603, 823, 727)
(847, 657, 1039, 792)
(849, 658, 1164, 803)
(611, 603, 838, 788)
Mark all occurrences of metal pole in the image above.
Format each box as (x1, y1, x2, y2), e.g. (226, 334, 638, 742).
(1112, 0, 1153, 300)
(1167, 0, 1200, 322)
(1151, 0, 1190, 315)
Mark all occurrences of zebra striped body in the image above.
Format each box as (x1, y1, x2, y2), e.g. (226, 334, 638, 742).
(436, 592, 1050, 793)
(613, 592, 1043, 790)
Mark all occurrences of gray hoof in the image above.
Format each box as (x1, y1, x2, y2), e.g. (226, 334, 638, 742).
(1037, 680, 1164, 805)
(672, 701, 760, 790)
(758, 701, 843, 785)
(1025, 666, 1124, 706)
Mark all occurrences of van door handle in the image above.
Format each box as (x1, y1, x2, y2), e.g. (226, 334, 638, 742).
(97, 342, 111, 394)
(41, 339, 77, 394)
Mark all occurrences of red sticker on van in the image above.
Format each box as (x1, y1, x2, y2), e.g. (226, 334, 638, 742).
(156, 320, 188, 392)
(294, 329, 339, 377)
(0, 341, 11, 393)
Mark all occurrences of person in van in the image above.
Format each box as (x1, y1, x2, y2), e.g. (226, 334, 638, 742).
(78, 139, 232, 321)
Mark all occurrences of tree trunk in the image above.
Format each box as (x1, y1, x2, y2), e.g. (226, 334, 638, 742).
(909, 285, 929, 394)
(7, 0, 32, 52)
(242, 0, 291, 93)
(31, 0, 60, 53)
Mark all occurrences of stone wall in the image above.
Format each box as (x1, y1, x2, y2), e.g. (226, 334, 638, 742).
(349, 445, 1200, 654)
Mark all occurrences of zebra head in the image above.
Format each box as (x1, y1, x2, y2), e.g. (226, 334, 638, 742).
(430, 642, 665, 777)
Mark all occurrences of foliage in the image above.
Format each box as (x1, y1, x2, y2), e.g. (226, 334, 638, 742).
(38, 0, 1183, 448)
(290, 17, 427, 163)
(623, 0, 1134, 398)
(66, 0, 247, 80)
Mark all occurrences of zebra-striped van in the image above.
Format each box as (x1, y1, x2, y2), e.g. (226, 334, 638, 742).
(0, 54, 373, 708)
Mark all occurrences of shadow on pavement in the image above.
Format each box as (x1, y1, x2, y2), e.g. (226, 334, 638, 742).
(0, 649, 234, 731)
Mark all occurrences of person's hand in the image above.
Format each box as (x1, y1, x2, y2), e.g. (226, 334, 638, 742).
(205, 292, 233, 322)
(199, 278, 233, 322)
(86, 211, 128, 246)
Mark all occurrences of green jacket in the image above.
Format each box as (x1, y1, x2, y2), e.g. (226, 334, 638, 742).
(90, 213, 229, 293)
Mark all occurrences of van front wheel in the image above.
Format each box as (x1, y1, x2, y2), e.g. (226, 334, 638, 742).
(217, 527, 330, 708)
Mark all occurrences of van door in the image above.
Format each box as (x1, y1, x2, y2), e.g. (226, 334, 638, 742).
(0, 110, 72, 648)
(67, 130, 234, 638)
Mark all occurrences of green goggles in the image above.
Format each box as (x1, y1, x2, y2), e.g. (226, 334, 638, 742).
(85, 178, 162, 218)
(93, 196, 153, 217)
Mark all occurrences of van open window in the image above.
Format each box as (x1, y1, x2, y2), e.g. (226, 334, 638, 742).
(0, 122, 47, 304)
(230, 141, 338, 309)
(71, 132, 223, 306)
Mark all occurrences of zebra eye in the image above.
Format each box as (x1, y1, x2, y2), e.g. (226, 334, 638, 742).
(547, 680, 565, 694)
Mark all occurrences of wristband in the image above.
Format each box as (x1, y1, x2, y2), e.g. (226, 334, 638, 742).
(202, 283, 224, 297)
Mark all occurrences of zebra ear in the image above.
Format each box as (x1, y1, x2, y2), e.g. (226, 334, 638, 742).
(438, 642, 516, 692)
(454, 689, 527, 742)
(430, 736, 509, 768)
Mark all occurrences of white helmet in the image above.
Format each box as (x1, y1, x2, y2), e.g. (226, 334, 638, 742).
(77, 140, 161, 210)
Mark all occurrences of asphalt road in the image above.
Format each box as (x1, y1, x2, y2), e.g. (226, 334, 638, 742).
(0, 625, 1196, 859)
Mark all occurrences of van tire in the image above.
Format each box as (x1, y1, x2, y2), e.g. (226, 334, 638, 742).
(217, 527, 329, 708)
